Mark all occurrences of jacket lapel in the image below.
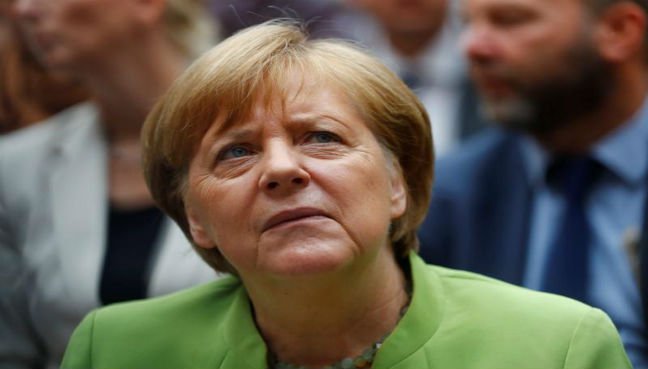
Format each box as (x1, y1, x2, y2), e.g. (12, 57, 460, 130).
(216, 286, 268, 368)
(639, 193, 648, 331)
(469, 134, 531, 284)
(49, 104, 107, 312)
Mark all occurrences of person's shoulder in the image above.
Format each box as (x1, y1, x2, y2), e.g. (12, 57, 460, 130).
(431, 264, 591, 315)
(0, 102, 98, 204)
(92, 275, 240, 324)
(0, 102, 96, 153)
(428, 264, 624, 348)
(408, 262, 631, 368)
(0, 117, 58, 158)
(62, 276, 245, 369)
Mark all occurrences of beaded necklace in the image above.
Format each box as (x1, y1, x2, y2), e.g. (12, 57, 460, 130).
(271, 339, 382, 369)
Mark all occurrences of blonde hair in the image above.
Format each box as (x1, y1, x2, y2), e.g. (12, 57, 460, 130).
(142, 20, 434, 273)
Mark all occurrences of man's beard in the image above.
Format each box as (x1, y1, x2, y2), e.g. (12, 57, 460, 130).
(476, 39, 615, 135)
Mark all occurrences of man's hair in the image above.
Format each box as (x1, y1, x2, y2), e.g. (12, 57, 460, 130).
(141, 20, 434, 274)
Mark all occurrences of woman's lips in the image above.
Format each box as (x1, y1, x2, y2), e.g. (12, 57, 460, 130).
(262, 208, 330, 232)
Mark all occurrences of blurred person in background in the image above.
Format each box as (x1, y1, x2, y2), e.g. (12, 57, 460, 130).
(0, 0, 86, 134)
(211, 0, 347, 38)
(337, 0, 486, 156)
(419, 0, 648, 366)
(0, 0, 219, 368)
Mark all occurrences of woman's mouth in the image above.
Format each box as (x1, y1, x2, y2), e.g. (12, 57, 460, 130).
(262, 208, 330, 232)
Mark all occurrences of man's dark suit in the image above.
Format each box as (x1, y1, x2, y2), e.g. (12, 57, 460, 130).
(419, 129, 532, 283)
(418, 128, 647, 317)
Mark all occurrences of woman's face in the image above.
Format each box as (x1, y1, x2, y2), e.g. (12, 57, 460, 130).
(13, 0, 142, 70)
(185, 76, 407, 278)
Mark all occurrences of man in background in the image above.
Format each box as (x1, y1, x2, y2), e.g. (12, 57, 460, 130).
(337, 0, 485, 155)
(419, 0, 648, 366)
(211, 0, 346, 38)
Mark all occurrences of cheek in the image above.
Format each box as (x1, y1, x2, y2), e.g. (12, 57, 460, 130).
(198, 182, 246, 233)
(357, 162, 395, 217)
(512, 21, 582, 67)
(312, 157, 395, 242)
(193, 176, 260, 264)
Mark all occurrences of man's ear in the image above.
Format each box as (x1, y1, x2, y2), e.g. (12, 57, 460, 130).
(131, 0, 166, 26)
(389, 159, 407, 219)
(186, 203, 216, 249)
(594, 2, 647, 63)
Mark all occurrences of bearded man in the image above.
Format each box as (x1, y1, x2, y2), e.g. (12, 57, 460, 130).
(418, 0, 648, 366)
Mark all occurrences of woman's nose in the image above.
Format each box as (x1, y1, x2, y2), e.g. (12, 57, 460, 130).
(258, 142, 310, 194)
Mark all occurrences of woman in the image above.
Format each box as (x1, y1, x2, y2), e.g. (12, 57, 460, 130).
(0, 1, 218, 368)
(62, 21, 630, 369)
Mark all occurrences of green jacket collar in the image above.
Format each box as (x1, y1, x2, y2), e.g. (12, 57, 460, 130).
(211, 253, 442, 368)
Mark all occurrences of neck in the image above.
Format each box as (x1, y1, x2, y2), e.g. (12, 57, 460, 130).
(245, 246, 409, 368)
(535, 69, 648, 154)
(81, 34, 186, 143)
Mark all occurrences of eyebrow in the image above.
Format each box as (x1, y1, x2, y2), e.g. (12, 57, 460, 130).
(287, 113, 349, 128)
(210, 111, 349, 147)
(218, 127, 257, 141)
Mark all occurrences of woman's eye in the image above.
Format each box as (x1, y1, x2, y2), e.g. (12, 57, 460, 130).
(218, 145, 253, 160)
(306, 132, 341, 144)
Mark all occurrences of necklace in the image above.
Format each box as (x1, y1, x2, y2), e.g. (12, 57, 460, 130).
(269, 288, 411, 369)
(271, 338, 383, 369)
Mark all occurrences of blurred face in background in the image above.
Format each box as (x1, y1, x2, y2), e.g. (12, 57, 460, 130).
(461, 0, 613, 133)
(12, 0, 147, 71)
(0, 0, 88, 133)
(349, 0, 448, 39)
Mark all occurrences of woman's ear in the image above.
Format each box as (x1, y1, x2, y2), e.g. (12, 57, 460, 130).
(186, 204, 217, 249)
(594, 2, 647, 63)
(388, 159, 407, 219)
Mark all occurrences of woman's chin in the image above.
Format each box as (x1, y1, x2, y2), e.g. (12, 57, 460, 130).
(259, 246, 355, 277)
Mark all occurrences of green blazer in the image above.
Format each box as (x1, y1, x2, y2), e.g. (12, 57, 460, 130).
(61, 254, 630, 369)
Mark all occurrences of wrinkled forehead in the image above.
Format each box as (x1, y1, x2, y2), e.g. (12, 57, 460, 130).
(210, 68, 364, 137)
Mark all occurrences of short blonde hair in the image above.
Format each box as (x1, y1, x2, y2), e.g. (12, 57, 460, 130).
(163, 0, 218, 58)
(142, 20, 434, 273)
